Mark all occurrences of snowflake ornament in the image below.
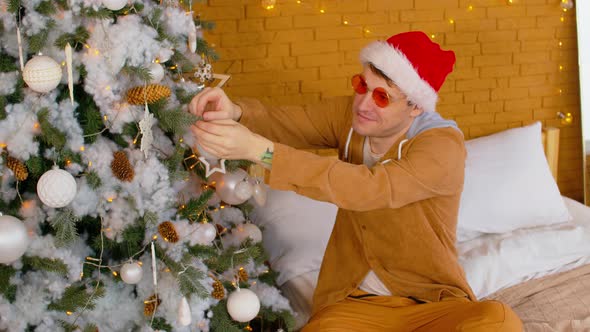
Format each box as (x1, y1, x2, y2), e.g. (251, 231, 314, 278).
(194, 62, 212, 83)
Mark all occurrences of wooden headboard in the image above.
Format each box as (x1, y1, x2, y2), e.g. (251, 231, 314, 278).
(542, 127, 560, 181)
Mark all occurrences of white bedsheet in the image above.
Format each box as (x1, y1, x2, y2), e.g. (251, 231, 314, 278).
(458, 196, 590, 299)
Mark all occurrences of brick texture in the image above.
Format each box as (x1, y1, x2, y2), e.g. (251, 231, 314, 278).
(196, 0, 583, 201)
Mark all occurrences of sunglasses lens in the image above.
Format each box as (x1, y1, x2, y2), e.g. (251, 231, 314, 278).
(351, 75, 367, 94)
(373, 88, 390, 108)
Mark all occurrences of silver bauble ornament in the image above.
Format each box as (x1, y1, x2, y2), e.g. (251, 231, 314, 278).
(148, 63, 165, 83)
(197, 222, 217, 244)
(252, 182, 267, 207)
(226, 288, 260, 322)
(22, 56, 62, 93)
(234, 180, 253, 202)
(216, 169, 249, 205)
(37, 167, 77, 208)
(102, 0, 127, 10)
(177, 296, 192, 326)
(120, 262, 143, 284)
(0, 214, 29, 264)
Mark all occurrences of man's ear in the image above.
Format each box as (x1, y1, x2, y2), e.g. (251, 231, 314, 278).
(409, 105, 424, 118)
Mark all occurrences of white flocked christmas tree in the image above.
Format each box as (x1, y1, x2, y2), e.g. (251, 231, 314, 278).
(0, 0, 294, 330)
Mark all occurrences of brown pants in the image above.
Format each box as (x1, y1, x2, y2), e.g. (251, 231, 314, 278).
(302, 290, 523, 331)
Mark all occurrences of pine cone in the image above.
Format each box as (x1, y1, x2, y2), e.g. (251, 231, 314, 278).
(158, 221, 179, 243)
(143, 294, 161, 316)
(211, 280, 225, 300)
(111, 151, 134, 182)
(238, 267, 248, 282)
(6, 156, 28, 181)
(126, 84, 171, 105)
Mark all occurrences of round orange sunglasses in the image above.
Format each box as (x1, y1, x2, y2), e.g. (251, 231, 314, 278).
(351, 74, 390, 108)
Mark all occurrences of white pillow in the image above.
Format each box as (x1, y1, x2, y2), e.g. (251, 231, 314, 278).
(250, 187, 337, 286)
(457, 121, 571, 234)
(459, 196, 590, 299)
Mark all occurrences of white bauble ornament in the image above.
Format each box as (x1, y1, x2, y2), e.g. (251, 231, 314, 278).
(102, 0, 127, 10)
(234, 180, 253, 201)
(226, 288, 260, 322)
(197, 222, 217, 244)
(37, 167, 77, 208)
(0, 214, 29, 264)
(241, 223, 262, 243)
(120, 262, 143, 284)
(252, 182, 267, 207)
(148, 63, 165, 83)
(22, 56, 62, 93)
(216, 169, 249, 205)
(177, 296, 191, 326)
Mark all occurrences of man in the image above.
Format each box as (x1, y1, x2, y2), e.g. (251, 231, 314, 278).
(189, 31, 522, 331)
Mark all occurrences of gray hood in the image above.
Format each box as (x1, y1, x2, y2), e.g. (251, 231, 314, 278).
(406, 111, 462, 139)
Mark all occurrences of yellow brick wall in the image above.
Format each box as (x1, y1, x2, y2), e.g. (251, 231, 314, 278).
(194, 0, 584, 201)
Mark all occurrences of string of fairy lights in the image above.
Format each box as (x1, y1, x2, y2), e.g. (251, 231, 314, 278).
(255, 0, 576, 125)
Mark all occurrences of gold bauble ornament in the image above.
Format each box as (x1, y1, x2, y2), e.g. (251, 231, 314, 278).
(111, 151, 134, 182)
(125, 84, 171, 105)
(158, 221, 179, 243)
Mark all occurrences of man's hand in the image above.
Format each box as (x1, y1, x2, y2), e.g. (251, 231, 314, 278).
(188, 87, 242, 121)
(191, 119, 274, 168)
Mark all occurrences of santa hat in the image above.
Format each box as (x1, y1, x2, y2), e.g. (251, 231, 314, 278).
(359, 31, 456, 112)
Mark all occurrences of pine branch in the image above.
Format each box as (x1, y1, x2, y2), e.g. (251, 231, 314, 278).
(162, 145, 188, 182)
(49, 208, 79, 247)
(142, 211, 158, 226)
(86, 171, 102, 189)
(151, 317, 173, 332)
(154, 107, 197, 135)
(257, 268, 279, 286)
(0, 265, 17, 302)
(196, 39, 219, 62)
(259, 308, 296, 332)
(187, 243, 217, 259)
(205, 240, 263, 273)
(58, 149, 82, 167)
(37, 108, 67, 150)
(154, 244, 208, 298)
(58, 320, 79, 332)
(210, 300, 242, 332)
(22, 256, 69, 276)
(0, 97, 6, 120)
(121, 64, 152, 82)
(48, 282, 104, 312)
(178, 189, 214, 222)
(177, 266, 208, 298)
(170, 51, 195, 73)
(7, 0, 20, 13)
(35, 0, 56, 15)
(175, 88, 197, 104)
(236, 202, 254, 219)
(28, 20, 56, 54)
(224, 160, 254, 173)
(25, 156, 48, 178)
(0, 53, 18, 72)
(82, 7, 113, 19)
(54, 27, 90, 50)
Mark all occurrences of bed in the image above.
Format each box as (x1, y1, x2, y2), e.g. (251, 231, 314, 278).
(250, 122, 590, 331)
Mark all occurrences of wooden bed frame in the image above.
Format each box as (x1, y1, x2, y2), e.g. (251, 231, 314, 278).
(542, 127, 560, 181)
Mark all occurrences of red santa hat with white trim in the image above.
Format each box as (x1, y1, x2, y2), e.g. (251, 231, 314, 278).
(359, 31, 456, 113)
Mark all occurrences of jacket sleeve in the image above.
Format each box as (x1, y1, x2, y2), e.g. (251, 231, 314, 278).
(236, 97, 351, 150)
(267, 128, 466, 211)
